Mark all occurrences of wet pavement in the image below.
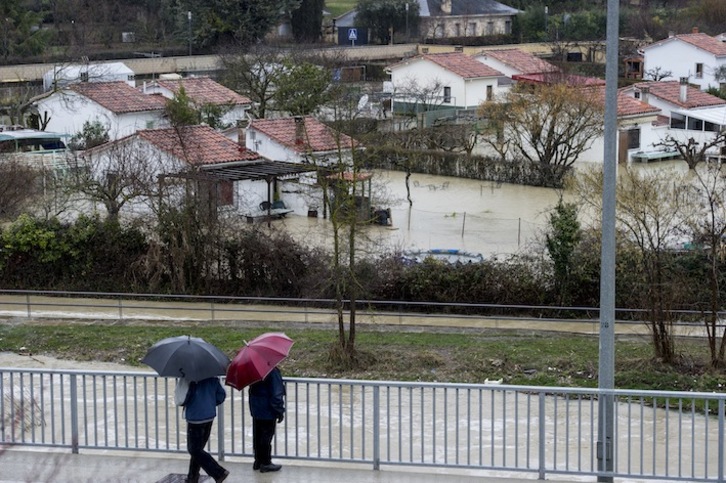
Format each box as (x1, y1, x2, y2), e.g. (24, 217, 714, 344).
(0, 448, 585, 483)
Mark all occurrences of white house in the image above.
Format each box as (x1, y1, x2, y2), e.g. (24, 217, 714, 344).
(580, 87, 663, 164)
(387, 52, 503, 115)
(140, 76, 253, 128)
(620, 79, 726, 160)
(246, 116, 360, 165)
(641, 30, 726, 90)
(80, 125, 315, 217)
(474, 48, 558, 79)
(42, 62, 135, 91)
(33, 81, 168, 141)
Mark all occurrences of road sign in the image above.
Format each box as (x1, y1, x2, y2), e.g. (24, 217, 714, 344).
(348, 28, 358, 41)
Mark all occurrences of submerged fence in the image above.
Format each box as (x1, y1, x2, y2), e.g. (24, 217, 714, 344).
(1, 367, 725, 481)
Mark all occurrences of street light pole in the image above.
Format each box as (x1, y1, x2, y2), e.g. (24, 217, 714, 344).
(187, 11, 192, 56)
(405, 3, 409, 41)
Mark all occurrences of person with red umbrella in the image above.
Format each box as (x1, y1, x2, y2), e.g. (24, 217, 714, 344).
(226, 332, 293, 473)
(249, 366, 285, 472)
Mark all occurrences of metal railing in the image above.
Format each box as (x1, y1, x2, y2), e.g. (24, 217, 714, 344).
(1, 367, 725, 481)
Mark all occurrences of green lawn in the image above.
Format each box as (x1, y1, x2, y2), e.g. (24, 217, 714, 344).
(1, 320, 724, 392)
(326, 0, 357, 17)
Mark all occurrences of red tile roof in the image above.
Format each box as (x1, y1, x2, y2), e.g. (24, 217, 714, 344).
(479, 49, 558, 75)
(644, 32, 726, 57)
(421, 53, 503, 78)
(249, 116, 359, 154)
(138, 125, 262, 165)
(585, 86, 661, 117)
(154, 77, 252, 106)
(513, 72, 605, 86)
(70, 81, 167, 113)
(628, 80, 726, 109)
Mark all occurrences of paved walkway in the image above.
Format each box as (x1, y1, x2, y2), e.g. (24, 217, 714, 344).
(1, 448, 583, 483)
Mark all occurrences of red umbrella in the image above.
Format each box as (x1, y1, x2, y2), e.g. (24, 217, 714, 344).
(225, 332, 294, 390)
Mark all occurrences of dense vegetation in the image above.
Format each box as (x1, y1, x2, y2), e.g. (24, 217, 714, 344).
(3, 0, 726, 64)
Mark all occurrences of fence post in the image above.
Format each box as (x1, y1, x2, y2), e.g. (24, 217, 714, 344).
(118, 298, 123, 319)
(25, 293, 31, 318)
(218, 408, 225, 462)
(719, 399, 724, 482)
(211, 302, 215, 322)
(70, 374, 79, 454)
(373, 385, 380, 470)
(538, 392, 546, 480)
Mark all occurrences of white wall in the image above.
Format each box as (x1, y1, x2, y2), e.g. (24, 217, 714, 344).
(246, 129, 302, 163)
(36, 91, 165, 140)
(390, 58, 497, 109)
(644, 40, 721, 89)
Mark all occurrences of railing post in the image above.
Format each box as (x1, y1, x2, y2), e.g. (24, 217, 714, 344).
(70, 374, 79, 454)
(373, 385, 380, 471)
(719, 399, 724, 483)
(25, 293, 31, 318)
(538, 392, 546, 480)
(118, 298, 123, 319)
(211, 302, 215, 321)
(217, 406, 225, 462)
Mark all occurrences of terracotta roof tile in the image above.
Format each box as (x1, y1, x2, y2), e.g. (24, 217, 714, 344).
(422, 52, 503, 78)
(154, 77, 252, 106)
(628, 80, 726, 109)
(479, 49, 558, 75)
(138, 125, 262, 165)
(70, 81, 167, 113)
(586, 86, 661, 117)
(249, 116, 359, 154)
(513, 72, 605, 86)
(644, 32, 726, 57)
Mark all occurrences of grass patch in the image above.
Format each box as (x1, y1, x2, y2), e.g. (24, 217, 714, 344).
(1, 320, 725, 391)
(326, 0, 357, 17)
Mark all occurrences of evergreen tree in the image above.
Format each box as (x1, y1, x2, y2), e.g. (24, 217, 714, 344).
(290, 0, 325, 42)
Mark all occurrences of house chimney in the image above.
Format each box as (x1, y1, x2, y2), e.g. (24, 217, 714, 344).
(237, 119, 249, 148)
(639, 86, 649, 104)
(294, 116, 305, 146)
(679, 77, 689, 103)
(441, 0, 452, 15)
(692, 26, 699, 34)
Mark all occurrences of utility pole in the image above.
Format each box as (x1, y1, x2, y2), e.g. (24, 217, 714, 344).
(187, 11, 192, 56)
(598, 0, 619, 481)
(405, 3, 409, 41)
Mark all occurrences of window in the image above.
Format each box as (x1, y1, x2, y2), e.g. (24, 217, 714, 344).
(218, 180, 234, 206)
(443, 86, 451, 103)
(670, 113, 686, 129)
(454, 23, 460, 36)
(486, 85, 493, 101)
(80, 71, 89, 82)
(696, 63, 704, 78)
(504, 21, 512, 34)
(634, 91, 640, 99)
(467, 23, 476, 36)
(435, 24, 445, 37)
(626, 128, 640, 150)
(486, 22, 494, 35)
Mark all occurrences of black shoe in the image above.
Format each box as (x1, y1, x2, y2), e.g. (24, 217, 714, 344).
(215, 469, 230, 483)
(260, 463, 282, 473)
(253, 461, 261, 470)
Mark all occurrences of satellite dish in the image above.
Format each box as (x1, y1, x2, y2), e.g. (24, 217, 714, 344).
(357, 94, 369, 111)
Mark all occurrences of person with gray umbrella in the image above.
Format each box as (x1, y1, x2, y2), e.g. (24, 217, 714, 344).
(142, 336, 231, 483)
(183, 376, 229, 483)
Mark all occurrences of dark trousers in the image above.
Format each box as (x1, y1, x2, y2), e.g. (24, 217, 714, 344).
(252, 418, 277, 465)
(187, 420, 226, 480)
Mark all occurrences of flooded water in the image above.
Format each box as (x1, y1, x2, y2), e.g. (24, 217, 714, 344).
(276, 170, 565, 259)
(273, 161, 691, 259)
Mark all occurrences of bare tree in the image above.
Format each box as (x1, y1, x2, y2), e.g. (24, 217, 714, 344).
(574, 166, 697, 363)
(480, 83, 604, 185)
(644, 66, 673, 81)
(72, 137, 162, 220)
(0, 156, 40, 220)
(684, 165, 726, 367)
(656, 132, 726, 170)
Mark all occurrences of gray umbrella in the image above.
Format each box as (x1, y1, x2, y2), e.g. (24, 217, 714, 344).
(142, 335, 230, 382)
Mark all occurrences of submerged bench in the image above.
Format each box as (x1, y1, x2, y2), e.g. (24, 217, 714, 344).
(245, 201, 293, 223)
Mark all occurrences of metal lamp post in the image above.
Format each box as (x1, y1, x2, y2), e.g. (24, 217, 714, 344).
(187, 11, 192, 56)
(405, 3, 409, 41)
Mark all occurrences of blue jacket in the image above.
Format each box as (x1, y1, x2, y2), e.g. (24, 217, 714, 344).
(249, 367, 285, 420)
(184, 377, 226, 423)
